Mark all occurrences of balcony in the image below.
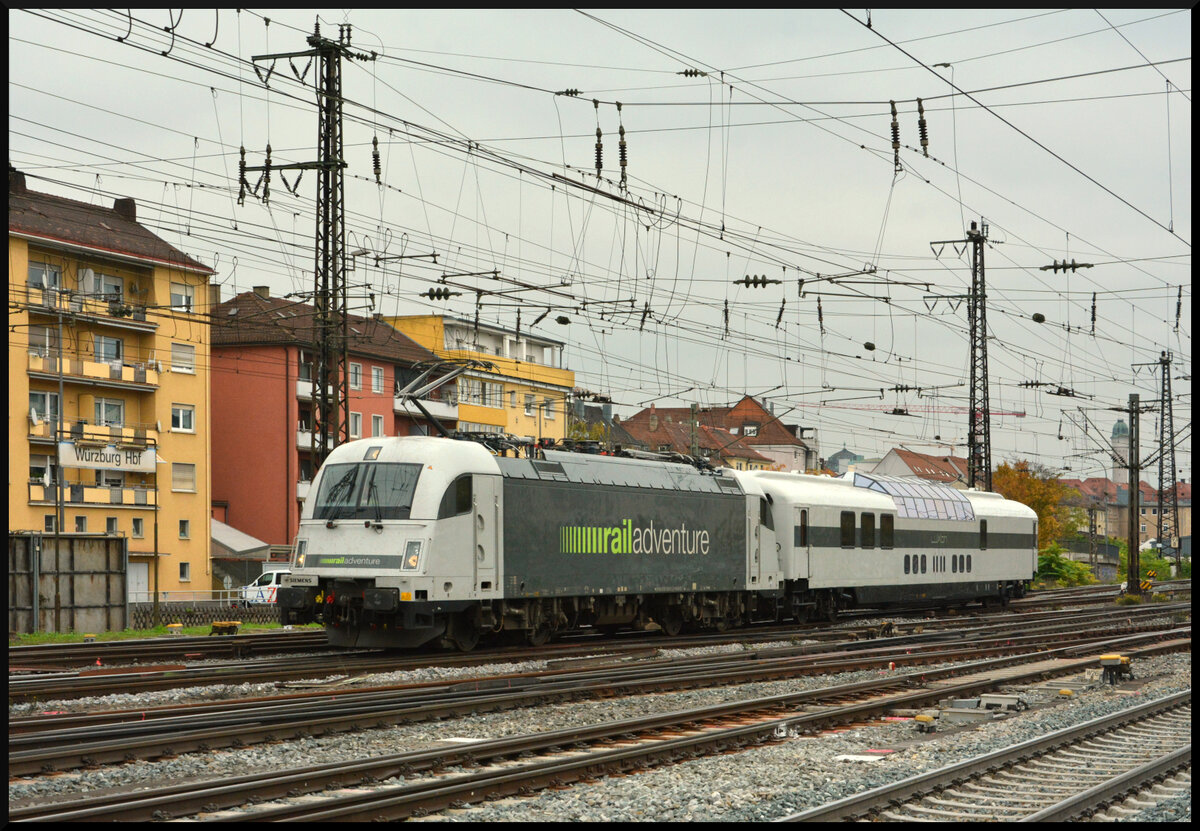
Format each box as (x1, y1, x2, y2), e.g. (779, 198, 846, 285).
(29, 415, 159, 447)
(297, 480, 311, 501)
(20, 284, 156, 333)
(29, 482, 158, 508)
(395, 383, 459, 421)
(28, 351, 160, 391)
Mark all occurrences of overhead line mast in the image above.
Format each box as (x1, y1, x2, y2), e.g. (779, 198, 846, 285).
(246, 21, 376, 468)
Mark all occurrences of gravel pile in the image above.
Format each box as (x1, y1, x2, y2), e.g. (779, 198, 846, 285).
(9, 648, 1190, 822)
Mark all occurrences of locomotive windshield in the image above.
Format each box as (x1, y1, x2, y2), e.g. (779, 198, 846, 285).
(313, 462, 422, 520)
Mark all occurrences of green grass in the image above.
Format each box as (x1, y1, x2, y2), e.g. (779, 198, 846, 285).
(9, 621, 323, 647)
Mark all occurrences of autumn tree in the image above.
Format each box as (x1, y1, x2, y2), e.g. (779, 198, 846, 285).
(991, 460, 1085, 550)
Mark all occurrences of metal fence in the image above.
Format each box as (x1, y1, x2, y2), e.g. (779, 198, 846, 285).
(129, 599, 282, 629)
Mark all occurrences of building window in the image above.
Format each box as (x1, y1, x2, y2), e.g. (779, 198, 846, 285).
(372, 414, 385, 437)
(75, 515, 87, 533)
(30, 454, 59, 485)
(94, 334, 124, 364)
(106, 516, 118, 535)
(349, 412, 362, 439)
(840, 511, 856, 548)
(132, 517, 144, 538)
(28, 262, 61, 289)
(27, 325, 61, 358)
(298, 349, 313, 381)
(171, 404, 195, 432)
(45, 515, 56, 533)
(95, 469, 125, 488)
(179, 561, 191, 581)
(95, 397, 125, 427)
(170, 282, 194, 312)
(172, 462, 196, 492)
(29, 390, 60, 426)
(179, 519, 190, 539)
(98, 272, 123, 302)
(350, 363, 362, 390)
(372, 366, 384, 394)
(509, 391, 517, 409)
(299, 456, 314, 482)
(543, 398, 555, 420)
(171, 342, 195, 373)
(743, 424, 759, 437)
(525, 394, 535, 416)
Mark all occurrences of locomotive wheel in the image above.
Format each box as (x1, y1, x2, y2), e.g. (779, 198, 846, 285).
(526, 623, 551, 647)
(451, 621, 479, 652)
(657, 607, 684, 637)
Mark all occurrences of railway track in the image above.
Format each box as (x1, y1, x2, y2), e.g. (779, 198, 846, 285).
(8, 620, 1189, 777)
(777, 689, 1191, 822)
(10, 639, 1190, 822)
(9, 601, 1188, 703)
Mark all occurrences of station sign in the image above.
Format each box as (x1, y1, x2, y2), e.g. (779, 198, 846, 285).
(57, 441, 156, 473)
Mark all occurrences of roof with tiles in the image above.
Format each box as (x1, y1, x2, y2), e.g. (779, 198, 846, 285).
(620, 412, 770, 463)
(9, 168, 214, 275)
(212, 290, 437, 365)
(889, 448, 968, 483)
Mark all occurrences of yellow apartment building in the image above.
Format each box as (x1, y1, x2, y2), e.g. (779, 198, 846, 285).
(9, 169, 216, 600)
(385, 314, 574, 442)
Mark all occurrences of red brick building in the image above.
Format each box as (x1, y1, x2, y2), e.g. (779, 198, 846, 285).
(210, 288, 457, 547)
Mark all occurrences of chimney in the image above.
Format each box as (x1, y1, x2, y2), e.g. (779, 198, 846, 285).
(9, 166, 26, 193)
(113, 197, 137, 222)
(253, 285, 270, 299)
(208, 282, 221, 308)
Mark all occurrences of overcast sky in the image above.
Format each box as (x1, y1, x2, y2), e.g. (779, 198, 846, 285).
(10, 9, 1191, 483)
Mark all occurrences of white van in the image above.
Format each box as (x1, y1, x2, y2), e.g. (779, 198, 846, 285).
(238, 569, 291, 606)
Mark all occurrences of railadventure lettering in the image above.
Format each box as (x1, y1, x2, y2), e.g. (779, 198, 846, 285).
(559, 519, 710, 556)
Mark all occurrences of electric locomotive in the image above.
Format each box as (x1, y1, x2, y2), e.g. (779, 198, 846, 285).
(278, 436, 1038, 649)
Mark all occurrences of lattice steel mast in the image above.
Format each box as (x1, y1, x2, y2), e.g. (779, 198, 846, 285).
(247, 22, 375, 467)
(1155, 350, 1179, 568)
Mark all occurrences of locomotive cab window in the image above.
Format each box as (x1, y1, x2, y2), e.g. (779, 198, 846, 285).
(860, 512, 875, 549)
(980, 519, 988, 550)
(438, 475, 473, 519)
(840, 511, 856, 548)
(880, 514, 894, 549)
(314, 462, 421, 520)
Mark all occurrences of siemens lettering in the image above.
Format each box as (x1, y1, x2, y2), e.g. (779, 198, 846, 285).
(560, 519, 710, 556)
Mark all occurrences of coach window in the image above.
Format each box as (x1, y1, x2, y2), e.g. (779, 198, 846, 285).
(903, 554, 910, 574)
(759, 498, 774, 531)
(920, 554, 927, 574)
(860, 512, 875, 549)
(980, 519, 988, 550)
(880, 514, 894, 549)
(967, 554, 972, 572)
(951, 554, 957, 573)
(794, 509, 808, 548)
(840, 511, 856, 548)
(438, 475, 473, 519)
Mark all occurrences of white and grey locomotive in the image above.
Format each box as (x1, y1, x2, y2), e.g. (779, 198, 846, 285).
(278, 436, 1038, 649)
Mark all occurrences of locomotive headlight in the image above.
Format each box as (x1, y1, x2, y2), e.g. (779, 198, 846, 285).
(294, 539, 308, 569)
(401, 539, 423, 571)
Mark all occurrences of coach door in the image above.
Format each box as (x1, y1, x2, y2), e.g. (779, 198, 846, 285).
(792, 506, 811, 579)
(753, 496, 777, 587)
(473, 474, 501, 595)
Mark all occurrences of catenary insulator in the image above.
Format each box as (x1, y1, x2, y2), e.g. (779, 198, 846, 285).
(917, 98, 929, 157)
(372, 135, 381, 183)
(595, 127, 603, 175)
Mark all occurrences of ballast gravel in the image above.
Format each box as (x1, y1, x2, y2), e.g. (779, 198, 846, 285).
(8, 646, 1191, 823)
